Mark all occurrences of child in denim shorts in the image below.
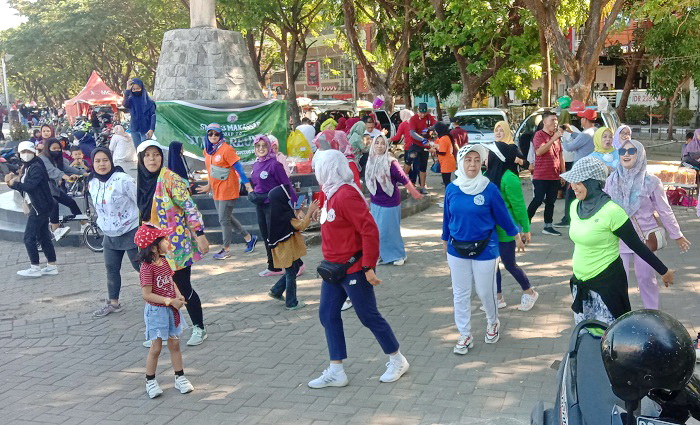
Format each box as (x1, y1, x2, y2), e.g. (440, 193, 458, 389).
(135, 223, 194, 399)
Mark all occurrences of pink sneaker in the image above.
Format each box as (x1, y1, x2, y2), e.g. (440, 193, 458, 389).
(296, 264, 306, 277)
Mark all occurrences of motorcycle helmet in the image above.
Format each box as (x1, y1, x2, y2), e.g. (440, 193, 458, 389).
(601, 309, 695, 402)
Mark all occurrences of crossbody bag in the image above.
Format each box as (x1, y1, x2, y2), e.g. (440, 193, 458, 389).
(631, 214, 667, 252)
(450, 229, 493, 258)
(317, 251, 363, 284)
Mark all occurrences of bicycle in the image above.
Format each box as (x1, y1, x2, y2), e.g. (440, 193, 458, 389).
(53, 183, 104, 252)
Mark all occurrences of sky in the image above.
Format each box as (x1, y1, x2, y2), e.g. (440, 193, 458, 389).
(0, 0, 26, 31)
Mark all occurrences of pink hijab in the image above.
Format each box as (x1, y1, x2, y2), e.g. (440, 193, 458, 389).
(269, 135, 291, 177)
(313, 130, 354, 159)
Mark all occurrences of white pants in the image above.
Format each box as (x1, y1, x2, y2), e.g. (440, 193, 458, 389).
(447, 254, 499, 336)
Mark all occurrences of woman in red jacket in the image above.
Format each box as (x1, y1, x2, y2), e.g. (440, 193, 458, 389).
(308, 150, 409, 390)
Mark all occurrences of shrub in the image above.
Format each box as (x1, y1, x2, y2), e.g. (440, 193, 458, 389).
(674, 108, 693, 126)
(9, 124, 30, 142)
(625, 105, 649, 125)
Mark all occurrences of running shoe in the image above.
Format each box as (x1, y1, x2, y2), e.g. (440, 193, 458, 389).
(93, 301, 122, 317)
(485, 320, 501, 344)
(259, 269, 284, 277)
(379, 355, 409, 383)
(542, 227, 562, 236)
(454, 334, 474, 355)
(213, 249, 231, 260)
(518, 290, 539, 312)
(341, 300, 353, 311)
(286, 301, 307, 311)
(308, 368, 349, 389)
(53, 227, 71, 241)
(480, 298, 506, 311)
(553, 220, 570, 228)
(175, 376, 194, 394)
(244, 235, 258, 253)
(146, 379, 163, 399)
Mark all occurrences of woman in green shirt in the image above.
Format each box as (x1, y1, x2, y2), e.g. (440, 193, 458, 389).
(485, 142, 538, 312)
(560, 156, 674, 324)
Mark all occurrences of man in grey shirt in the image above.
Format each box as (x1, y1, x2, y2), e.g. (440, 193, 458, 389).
(554, 109, 597, 228)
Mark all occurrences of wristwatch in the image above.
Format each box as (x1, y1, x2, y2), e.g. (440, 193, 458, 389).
(362, 266, 374, 273)
(164, 297, 172, 306)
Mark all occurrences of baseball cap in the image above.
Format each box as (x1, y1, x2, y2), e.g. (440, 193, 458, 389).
(17, 141, 37, 154)
(576, 109, 598, 121)
(136, 140, 168, 155)
(560, 155, 608, 183)
(134, 223, 174, 249)
(418, 103, 428, 113)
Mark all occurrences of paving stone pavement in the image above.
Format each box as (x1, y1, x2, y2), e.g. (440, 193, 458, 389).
(1, 174, 699, 425)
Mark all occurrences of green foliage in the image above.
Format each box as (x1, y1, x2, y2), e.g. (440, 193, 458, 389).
(625, 105, 649, 124)
(1, 0, 188, 106)
(409, 47, 459, 100)
(674, 108, 694, 126)
(9, 123, 30, 142)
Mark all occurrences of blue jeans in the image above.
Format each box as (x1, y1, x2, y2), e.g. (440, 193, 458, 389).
(319, 271, 400, 361)
(130, 130, 150, 149)
(496, 240, 531, 293)
(104, 244, 139, 300)
(270, 259, 302, 308)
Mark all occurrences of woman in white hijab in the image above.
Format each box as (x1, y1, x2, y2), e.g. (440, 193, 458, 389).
(308, 149, 409, 390)
(442, 144, 519, 355)
(366, 135, 421, 267)
(109, 124, 136, 170)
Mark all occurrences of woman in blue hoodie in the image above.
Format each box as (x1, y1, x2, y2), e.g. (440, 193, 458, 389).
(123, 78, 156, 148)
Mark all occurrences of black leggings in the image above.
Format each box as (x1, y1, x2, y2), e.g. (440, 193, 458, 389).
(256, 202, 280, 271)
(173, 266, 204, 329)
(441, 172, 452, 187)
(50, 190, 83, 224)
(24, 211, 56, 265)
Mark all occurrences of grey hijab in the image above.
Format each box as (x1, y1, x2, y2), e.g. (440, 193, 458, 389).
(577, 179, 611, 219)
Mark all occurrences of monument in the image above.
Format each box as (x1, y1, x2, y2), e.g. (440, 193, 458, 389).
(152, 0, 263, 101)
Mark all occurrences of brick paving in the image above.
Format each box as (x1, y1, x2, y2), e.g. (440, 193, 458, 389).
(1, 173, 699, 425)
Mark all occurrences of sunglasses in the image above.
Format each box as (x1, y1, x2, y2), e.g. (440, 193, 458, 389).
(618, 147, 637, 156)
(207, 131, 220, 137)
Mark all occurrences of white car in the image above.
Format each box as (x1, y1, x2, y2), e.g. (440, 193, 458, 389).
(453, 108, 509, 144)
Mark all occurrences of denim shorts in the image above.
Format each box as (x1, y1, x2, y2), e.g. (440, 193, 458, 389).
(143, 304, 187, 341)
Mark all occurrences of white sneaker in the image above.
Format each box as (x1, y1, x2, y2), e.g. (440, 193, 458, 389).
(379, 355, 409, 383)
(187, 326, 207, 346)
(146, 379, 163, 399)
(454, 334, 474, 355)
(480, 298, 506, 312)
(438, 202, 444, 208)
(175, 375, 194, 394)
(308, 368, 349, 389)
(143, 340, 153, 348)
(485, 320, 500, 344)
(17, 266, 42, 277)
(518, 290, 539, 312)
(53, 227, 71, 241)
(41, 265, 58, 275)
(393, 258, 405, 266)
(341, 300, 353, 311)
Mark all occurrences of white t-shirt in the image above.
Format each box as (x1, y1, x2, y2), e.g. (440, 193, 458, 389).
(365, 128, 382, 139)
(296, 124, 316, 145)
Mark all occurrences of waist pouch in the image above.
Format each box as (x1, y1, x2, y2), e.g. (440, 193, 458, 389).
(247, 191, 268, 205)
(450, 230, 492, 258)
(210, 164, 231, 181)
(317, 251, 362, 284)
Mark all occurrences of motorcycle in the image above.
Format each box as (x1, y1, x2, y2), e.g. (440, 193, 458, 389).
(531, 317, 700, 425)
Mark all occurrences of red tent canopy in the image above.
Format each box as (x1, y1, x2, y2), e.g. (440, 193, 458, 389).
(64, 71, 122, 123)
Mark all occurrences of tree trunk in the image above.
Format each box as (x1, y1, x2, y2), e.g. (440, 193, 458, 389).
(667, 77, 688, 140)
(434, 91, 443, 121)
(539, 26, 551, 107)
(616, 48, 645, 122)
(285, 33, 301, 129)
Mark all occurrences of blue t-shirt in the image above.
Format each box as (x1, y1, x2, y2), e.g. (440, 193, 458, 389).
(589, 151, 619, 169)
(442, 181, 519, 260)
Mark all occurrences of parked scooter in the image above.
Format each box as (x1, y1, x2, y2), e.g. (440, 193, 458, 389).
(531, 310, 700, 425)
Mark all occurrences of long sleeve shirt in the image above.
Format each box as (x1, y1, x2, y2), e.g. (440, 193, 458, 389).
(89, 172, 139, 237)
(321, 185, 380, 274)
(496, 170, 530, 242)
(369, 161, 410, 207)
(442, 182, 518, 260)
(562, 127, 595, 161)
(250, 158, 297, 203)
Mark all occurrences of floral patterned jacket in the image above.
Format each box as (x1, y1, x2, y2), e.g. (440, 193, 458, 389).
(149, 168, 205, 271)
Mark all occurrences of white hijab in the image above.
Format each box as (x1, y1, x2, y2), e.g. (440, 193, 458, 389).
(314, 150, 364, 200)
(453, 143, 504, 195)
(365, 135, 396, 196)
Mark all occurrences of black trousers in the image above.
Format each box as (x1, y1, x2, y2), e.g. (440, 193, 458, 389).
(527, 179, 560, 225)
(256, 203, 280, 271)
(50, 190, 83, 224)
(173, 266, 204, 329)
(359, 153, 369, 179)
(24, 210, 56, 265)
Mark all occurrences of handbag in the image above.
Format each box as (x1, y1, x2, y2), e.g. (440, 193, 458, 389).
(316, 251, 363, 284)
(631, 215, 667, 252)
(430, 156, 441, 174)
(450, 230, 492, 258)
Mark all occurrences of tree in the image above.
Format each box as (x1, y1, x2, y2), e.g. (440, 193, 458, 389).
(340, 0, 422, 111)
(644, 7, 700, 139)
(426, 0, 531, 108)
(522, 0, 627, 103)
(614, 23, 649, 122)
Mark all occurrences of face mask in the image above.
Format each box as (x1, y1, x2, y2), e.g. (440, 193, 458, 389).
(51, 150, 63, 159)
(20, 152, 35, 162)
(133, 91, 143, 97)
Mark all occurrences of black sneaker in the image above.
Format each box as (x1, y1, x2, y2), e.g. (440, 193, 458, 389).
(542, 227, 562, 236)
(553, 220, 570, 228)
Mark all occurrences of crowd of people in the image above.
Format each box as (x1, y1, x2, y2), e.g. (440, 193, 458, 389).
(4, 84, 700, 399)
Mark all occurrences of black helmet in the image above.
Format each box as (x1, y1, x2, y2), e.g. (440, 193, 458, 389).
(601, 309, 695, 402)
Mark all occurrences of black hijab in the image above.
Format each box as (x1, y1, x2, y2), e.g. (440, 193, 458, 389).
(137, 146, 163, 222)
(435, 122, 451, 138)
(576, 179, 611, 219)
(90, 147, 124, 183)
(267, 185, 297, 248)
(43, 138, 64, 170)
(484, 141, 516, 187)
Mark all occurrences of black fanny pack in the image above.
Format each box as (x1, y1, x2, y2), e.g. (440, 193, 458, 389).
(247, 191, 268, 205)
(317, 251, 363, 284)
(450, 230, 492, 258)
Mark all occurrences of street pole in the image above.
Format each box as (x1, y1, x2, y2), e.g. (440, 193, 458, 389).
(1, 55, 11, 138)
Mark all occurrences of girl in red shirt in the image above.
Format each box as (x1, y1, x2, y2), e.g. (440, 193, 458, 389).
(135, 223, 194, 399)
(307, 150, 409, 390)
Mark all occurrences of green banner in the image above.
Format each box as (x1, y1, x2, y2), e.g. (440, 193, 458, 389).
(154, 100, 288, 162)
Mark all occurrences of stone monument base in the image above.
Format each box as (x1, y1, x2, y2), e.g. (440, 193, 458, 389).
(153, 28, 263, 101)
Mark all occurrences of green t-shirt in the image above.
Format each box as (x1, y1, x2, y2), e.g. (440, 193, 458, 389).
(496, 171, 531, 242)
(569, 199, 629, 281)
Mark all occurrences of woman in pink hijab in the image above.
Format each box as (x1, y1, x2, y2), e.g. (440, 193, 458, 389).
(268, 135, 291, 177)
